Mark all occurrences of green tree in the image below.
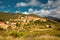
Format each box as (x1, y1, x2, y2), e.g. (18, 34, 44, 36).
(16, 22, 21, 27)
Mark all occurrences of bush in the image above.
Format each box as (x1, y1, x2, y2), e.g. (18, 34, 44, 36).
(11, 31, 23, 37)
(16, 23, 21, 27)
(0, 27, 4, 31)
(33, 20, 42, 25)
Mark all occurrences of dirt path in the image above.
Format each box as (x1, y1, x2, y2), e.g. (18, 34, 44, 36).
(30, 28, 52, 32)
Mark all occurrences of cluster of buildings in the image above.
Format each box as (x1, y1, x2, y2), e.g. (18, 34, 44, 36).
(0, 21, 16, 29)
(0, 15, 47, 29)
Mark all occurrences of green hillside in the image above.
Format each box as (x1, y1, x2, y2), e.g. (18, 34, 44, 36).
(0, 12, 60, 40)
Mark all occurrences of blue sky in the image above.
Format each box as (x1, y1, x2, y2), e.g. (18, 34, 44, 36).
(0, 0, 52, 13)
(0, 0, 60, 18)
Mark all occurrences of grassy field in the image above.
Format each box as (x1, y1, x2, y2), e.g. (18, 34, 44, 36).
(0, 28, 60, 40)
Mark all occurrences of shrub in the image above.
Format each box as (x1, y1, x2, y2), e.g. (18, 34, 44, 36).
(16, 23, 21, 27)
(33, 20, 42, 25)
(0, 27, 4, 31)
(11, 31, 23, 37)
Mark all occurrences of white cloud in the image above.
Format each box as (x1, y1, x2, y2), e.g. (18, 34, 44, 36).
(31, 9, 51, 17)
(16, 0, 53, 7)
(4, 11, 8, 13)
(28, 8, 33, 12)
(15, 11, 20, 13)
(16, 0, 40, 7)
(49, 0, 60, 18)
(26, 8, 51, 17)
(16, 2, 28, 7)
(29, 0, 40, 6)
(47, 0, 53, 5)
(40, 0, 54, 9)
(22, 11, 29, 14)
(39, 0, 60, 18)
(15, 0, 60, 18)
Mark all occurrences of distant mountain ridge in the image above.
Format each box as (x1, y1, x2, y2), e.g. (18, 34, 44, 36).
(45, 16, 60, 22)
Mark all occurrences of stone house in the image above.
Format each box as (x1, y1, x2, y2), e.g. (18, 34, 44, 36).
(0, 22, 9, 29)
(10, 22, 16, 28)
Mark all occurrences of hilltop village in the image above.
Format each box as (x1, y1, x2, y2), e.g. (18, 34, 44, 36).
(0, 15, 48, 29)
(0, 13, 60, 40)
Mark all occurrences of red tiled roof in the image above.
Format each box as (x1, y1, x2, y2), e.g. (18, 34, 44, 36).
(0, 22, 5, 24)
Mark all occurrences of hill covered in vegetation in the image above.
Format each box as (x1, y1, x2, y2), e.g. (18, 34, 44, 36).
(0, 12, 60, 40)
